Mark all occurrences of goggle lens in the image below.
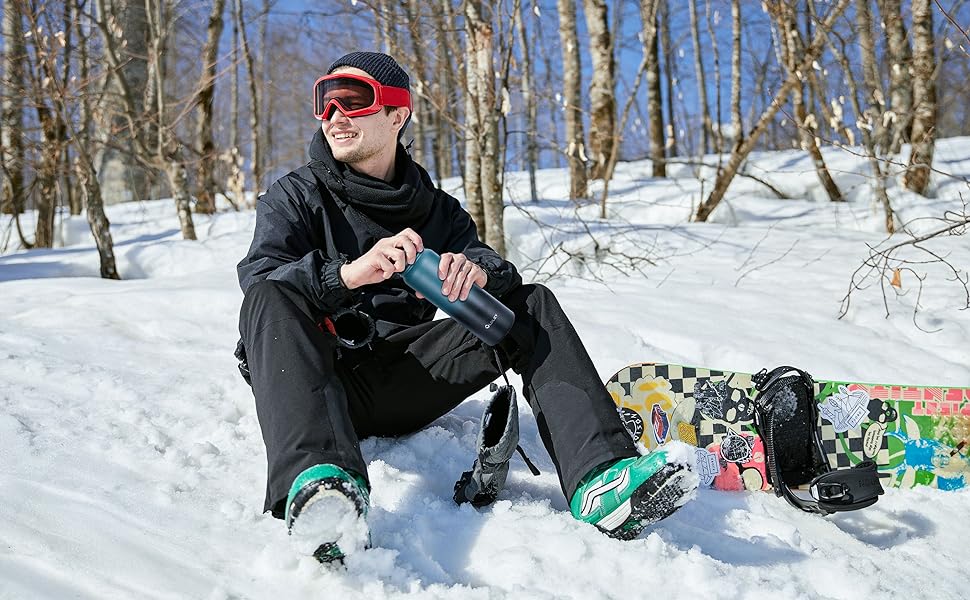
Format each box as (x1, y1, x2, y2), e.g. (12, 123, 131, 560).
(315, 77, 378, 120)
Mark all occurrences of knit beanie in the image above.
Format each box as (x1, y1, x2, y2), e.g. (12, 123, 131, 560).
(327, 52, 411, 139)
(327, 51, 410, 91)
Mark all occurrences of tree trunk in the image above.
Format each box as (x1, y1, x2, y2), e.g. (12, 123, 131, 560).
(466, 0, 505, 256)
(74, 0, 121, 277)
(688, 0, 713, 155)
(879, 0, 913, 154)
(166, 159, 197, 240)
(904, 0, 936, 196)
(1, 0, 27, 215)
(660, 0, 677, 157)
(557, 0, 588, 200)
(643, 4, 665, 177)
(259, 0, 272, 181)
(235, 0, 262, 197)
(704, 0, 724, 155)
(694, 0, 850, 222)
(855, 0, 885, 149)
(775, 2, 843, 202)
(582, 0, 615, 180)
(463, 2, 485, 230)
(229, 0, 244, 203)
(193, 0, 226, 215)
(516, 0, 539, 202)
(730, 0, 742, 148)
(841, 6, 896, 232)
(78, 157, 121, 278)
(404, 0, 428, 167)
(97, 0, 152, 204)
(432, 1, 459, 181)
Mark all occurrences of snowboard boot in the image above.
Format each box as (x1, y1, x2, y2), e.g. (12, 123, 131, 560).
(570, 448, 699, 540)
(285, 464, 370, 563)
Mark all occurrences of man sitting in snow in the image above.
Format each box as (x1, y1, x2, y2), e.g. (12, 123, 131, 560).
(236, 51, 696, 562)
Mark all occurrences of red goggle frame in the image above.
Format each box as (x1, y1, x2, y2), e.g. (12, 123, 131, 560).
(313, 72, 412, 121)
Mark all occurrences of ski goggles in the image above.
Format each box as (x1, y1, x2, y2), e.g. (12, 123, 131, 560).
(313, 73, 412, 121)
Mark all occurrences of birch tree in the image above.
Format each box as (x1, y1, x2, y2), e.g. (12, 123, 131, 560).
(234, 0, 262, 198)
(688, 0, 713, 155)
(97, 0, 152, 204)
(771, 1, 843, 202)
(515, 0, 539, 202)
(464, 0, 506, 256)
(903, 0, 936, 196)
(642, 0, 665, 177)
(1, 0, 27, 216)
(583, 0, 615, 180)
(193, 0, 226, 214)
(694, 0, 850, 222)
(879, 0, 913, 154)
(557, 0, 588, 200)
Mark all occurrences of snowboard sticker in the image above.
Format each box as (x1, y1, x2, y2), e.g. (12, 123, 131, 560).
(607, 363, 970, 492)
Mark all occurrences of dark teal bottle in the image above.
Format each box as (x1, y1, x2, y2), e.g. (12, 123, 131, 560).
(402, 249, 515, 346)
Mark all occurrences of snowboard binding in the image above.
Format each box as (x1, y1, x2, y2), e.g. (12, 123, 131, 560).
(751, 366, 884, 514)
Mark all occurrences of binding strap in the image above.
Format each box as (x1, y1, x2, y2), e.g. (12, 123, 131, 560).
(752, 366, 884, 515)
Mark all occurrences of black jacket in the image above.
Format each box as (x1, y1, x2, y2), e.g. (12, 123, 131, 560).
(237, 130, 521, 337)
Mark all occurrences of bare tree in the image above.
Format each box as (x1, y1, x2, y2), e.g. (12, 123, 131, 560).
(465, 0, 506, 256)
(70, 0, 120, 278)
(825, 2, 896, 232)
(704, 0, 724, 155)
(557, 0, 588, 200)
(20, 2, 69, 248)
(879, 0, 913, 154)
(904, 0, 936, 195)
(771, 1, 843, 202)
(643, 0, 665, 177)
(659, 0, 677, 158)
(515, 0, 539, 203)
(583, 0, 616, 180)
(234, 0, 263, 197)
(94, 0, 197, 239)
(432, 0, 462, 181)
(730, 0, 742, 149)
(97, 0, 152, 204)
(694, 0, 850, 223)
(1, 0, 27, 217)
(193, 0, 226, 215)
(687, 0, 713, 155)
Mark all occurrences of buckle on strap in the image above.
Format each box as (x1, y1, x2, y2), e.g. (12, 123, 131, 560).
(809, 460, 883, 512)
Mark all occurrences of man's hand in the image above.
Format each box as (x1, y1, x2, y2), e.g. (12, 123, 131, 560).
(340, 228, 424, 289)
(426, 252, 488, 302)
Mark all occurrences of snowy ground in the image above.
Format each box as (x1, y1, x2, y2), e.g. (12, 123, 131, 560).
(1, 139, 969, 599)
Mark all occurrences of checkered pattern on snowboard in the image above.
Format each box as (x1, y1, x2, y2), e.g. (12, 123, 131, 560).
(612, 363, 718, 397)
(610, 364, 888, 466)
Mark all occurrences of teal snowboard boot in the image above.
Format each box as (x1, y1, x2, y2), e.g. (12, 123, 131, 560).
(285, 464, 370, 563)
(570, 448, 698, 540)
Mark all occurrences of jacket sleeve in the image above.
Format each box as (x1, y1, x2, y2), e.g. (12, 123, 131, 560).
(442, 194, 522, 298)
(236, 181, 358, 313)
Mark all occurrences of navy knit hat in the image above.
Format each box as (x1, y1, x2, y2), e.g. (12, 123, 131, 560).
(327, 51, 411, 138)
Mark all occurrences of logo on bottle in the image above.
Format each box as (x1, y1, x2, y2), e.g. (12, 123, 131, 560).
(484, 313, 498, 329)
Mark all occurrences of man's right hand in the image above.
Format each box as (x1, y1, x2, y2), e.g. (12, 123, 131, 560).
(339, 228, 424, 290)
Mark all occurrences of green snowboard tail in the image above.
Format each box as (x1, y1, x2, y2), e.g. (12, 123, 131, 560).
(606, 363, 970, 496)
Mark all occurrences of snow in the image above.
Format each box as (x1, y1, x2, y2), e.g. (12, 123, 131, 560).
(2, 138, 969, 599)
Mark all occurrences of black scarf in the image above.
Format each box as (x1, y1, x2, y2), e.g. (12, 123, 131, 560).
(307, 129, 434, 238)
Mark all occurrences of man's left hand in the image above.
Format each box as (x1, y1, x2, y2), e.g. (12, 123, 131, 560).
(415, 252, 487, 302)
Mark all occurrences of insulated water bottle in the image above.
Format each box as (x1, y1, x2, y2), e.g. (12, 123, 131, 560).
(402, 249, 515, 346)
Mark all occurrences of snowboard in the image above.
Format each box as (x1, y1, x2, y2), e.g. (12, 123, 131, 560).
(606, 363, 970, 492)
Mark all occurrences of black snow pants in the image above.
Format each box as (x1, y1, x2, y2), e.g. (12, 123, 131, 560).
(238, 279, 637, 518)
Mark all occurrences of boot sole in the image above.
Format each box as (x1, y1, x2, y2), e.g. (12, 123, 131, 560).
(599, 462, 696, 540)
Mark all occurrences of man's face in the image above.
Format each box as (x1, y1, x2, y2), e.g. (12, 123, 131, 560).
(321, 67, 407, 166)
